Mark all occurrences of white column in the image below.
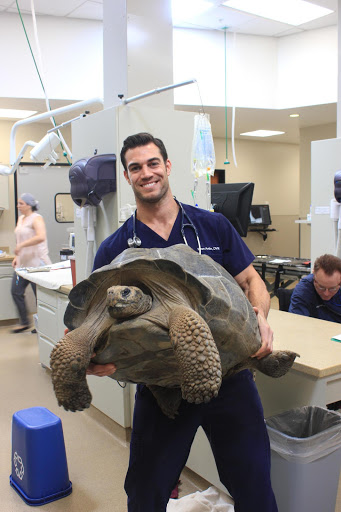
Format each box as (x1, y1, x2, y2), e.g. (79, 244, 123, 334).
(337, 0, 341, 137)
(103, 0, 174, 109)
(103, 0, 128, 108)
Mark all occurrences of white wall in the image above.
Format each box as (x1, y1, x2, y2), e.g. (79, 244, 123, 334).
(173, 29, 278, 108)
(277, 27, 337, 108)
(311, 137, 341, 264)
(173, 26, 337, 109)
(0, 13, 103, 101)
(0, 13, 337, 111)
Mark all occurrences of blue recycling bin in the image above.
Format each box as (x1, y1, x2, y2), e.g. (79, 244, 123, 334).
(9, 407, 72, 506)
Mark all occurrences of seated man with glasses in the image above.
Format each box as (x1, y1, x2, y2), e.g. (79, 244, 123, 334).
(289, 254, 341, 323)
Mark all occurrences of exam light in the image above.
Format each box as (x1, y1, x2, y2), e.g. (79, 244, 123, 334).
(0, 133, 61, 175)
(30, 132, 60, 168)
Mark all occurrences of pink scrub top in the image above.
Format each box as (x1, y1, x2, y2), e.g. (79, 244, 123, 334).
(14, 212, 51, 268)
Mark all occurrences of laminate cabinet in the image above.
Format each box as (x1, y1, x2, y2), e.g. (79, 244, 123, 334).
(0, 175, 9, 209)
(0, 261, 18, 321)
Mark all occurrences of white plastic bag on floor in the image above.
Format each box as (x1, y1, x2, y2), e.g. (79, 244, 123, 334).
(167, 486, 234, 512)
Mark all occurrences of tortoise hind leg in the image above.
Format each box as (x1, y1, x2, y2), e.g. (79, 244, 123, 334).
(250, 350, 298, 378)
(169, 306, 222, 404)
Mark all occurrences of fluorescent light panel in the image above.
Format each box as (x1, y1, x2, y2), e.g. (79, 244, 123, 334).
(240, 130, 285, 137)
(222, 0, 333, 26)
(0, 108, 37, 119)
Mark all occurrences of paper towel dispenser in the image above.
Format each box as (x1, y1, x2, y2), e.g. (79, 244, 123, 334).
(69, 154, 116, 207)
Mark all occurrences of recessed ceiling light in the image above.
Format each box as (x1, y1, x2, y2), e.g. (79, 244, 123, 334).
(222, 0, 333, 26)
(0, 109, 37, 119)
(289, 113, 300, 118)
(240, 130, 285, 137)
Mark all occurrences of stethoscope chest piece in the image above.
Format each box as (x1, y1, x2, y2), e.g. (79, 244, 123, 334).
(127, 236, 141, 248)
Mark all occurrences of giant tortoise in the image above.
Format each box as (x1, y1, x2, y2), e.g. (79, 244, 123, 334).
(50, 244, 297, 418)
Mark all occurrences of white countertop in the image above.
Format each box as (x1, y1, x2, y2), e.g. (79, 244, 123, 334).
(16, 260, 73, 290)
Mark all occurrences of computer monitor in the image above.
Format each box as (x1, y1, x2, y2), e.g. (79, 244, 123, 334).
(211, 182, 254, 237)
(249, 204, 272, 227)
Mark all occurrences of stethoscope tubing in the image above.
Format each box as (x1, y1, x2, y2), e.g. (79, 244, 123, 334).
(127, 199, 202, 254)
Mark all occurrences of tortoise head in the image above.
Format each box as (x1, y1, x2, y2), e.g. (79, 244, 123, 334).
(107, 285, 152, 319)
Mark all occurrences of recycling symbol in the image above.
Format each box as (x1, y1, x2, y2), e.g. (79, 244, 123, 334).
(13, 451, 24, 480)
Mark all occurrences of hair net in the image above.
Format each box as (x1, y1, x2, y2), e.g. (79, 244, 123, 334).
(20, 193, 39, 210)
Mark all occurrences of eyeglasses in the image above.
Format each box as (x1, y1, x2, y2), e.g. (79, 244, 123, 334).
(313, 279, 341, 293)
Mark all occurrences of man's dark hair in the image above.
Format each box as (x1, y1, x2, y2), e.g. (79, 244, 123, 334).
(314, 254, 341, 275)
(120, 132, 168, 171)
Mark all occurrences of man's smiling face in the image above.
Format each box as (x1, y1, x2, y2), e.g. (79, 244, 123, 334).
(124, 143, 171, 204)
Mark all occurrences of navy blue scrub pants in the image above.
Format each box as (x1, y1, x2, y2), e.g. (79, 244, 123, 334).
(124, 370, 278, 512)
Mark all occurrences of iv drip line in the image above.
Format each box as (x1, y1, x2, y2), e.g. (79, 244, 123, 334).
(223, 28, 230, 165)
(230, 32, 238, 168)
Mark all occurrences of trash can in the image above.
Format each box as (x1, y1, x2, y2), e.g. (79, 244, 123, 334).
(266, 406, 341, 512)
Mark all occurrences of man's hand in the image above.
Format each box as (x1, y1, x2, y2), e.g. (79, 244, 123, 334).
(251, 307, 274, 359)
(63, 329, 117, 377)
(86, 359, 117, 376)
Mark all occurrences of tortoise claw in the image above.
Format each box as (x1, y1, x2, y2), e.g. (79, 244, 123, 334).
(54, 380, 92, 412)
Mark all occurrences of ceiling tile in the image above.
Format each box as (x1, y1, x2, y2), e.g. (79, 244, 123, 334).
(67, 1, 103, 21)
(0, 0, 16, 8)
(4, 0, 90, 17)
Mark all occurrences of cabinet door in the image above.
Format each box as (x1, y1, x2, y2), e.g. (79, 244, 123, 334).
(0, 175, 9, 209)
(37, 301, 58, 342)
(87, 375, 131, 428)
(57, 295, 69, 340)
(0, 268, 18, 320)
(38, 334, 55, 369)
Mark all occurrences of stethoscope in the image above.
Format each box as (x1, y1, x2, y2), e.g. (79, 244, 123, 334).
(127, 198, 202, 254)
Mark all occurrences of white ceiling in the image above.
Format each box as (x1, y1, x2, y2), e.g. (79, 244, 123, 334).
(0, 0, 338, 143)
(0, 0, 337, 36)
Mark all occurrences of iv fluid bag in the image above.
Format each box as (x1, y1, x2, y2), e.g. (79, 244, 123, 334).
(191, 114, 216, 178)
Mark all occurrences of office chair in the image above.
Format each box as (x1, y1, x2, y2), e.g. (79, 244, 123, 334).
(275, 287, 294, 312)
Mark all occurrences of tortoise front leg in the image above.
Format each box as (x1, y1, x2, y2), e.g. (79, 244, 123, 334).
(50, 315, 113, 411)
(169, 306, 222, 404)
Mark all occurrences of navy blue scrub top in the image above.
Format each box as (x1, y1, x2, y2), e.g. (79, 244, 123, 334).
(93, 203, 254, 277)
(289, 273, 341, 323)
